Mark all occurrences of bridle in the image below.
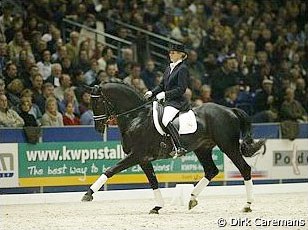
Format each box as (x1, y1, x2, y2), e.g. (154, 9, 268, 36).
(90, 86, 152, 125)
(91, 88, 116, 124)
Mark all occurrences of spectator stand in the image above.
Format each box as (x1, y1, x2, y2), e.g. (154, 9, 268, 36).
(61, 18, 134, 63)
(108, 18, 183, 70)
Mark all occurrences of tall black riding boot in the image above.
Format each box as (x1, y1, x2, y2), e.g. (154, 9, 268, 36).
(166, 122, 187, 156)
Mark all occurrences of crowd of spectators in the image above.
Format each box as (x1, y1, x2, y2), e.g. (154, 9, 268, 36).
(0, 0, 308, 129)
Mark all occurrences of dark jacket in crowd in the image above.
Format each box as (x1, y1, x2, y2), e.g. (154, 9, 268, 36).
(19, 111, 38, 127)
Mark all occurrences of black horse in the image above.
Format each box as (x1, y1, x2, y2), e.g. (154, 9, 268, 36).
(82, 80, 266, 214)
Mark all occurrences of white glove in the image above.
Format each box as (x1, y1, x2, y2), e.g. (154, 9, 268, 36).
(144, 91, 153, 100)
(156, 92, 165, 101)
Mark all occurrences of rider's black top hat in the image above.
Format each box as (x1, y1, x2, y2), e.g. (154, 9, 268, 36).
(169, 44, 187, 54)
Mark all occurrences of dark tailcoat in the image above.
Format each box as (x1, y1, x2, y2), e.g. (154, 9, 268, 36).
(152, 61, 190, 111)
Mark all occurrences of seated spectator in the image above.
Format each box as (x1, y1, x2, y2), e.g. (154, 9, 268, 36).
(251, 109, 278, 123)
(61, 57, 75, 76)
(84, 58, 99, 86)
(97, 47, 114, 71)
(72, 69, 87, 102)
(124, 63, 148, 94)
(294, 78, 308, 111)
(190, 78, 202, 100)
(280, 88, 308, 122)
(209, 56, 239, 101)
(3, 62, 18, 86)
(41, 97, 64, 126)
(118, 61, 132, 80)
(0, 94, 24, 127)
(6, 78, 24, 107)
(105, 62, 119, 81)
(218, 86, 238, 108)
(116, 47, 134, 79)
(184, 88, 193, 105)
(254, 79, 278, 113)
(74, 49, 91, 73)
(187, 50, 205, 83)
(65, 31, 79, 63)
(45, 63, 62, 87)
(199, 85, 213, 103)
(18, 96, 38, 127)
(58, 88, 80, 115)
(95, 70, 108, 84)
(63, 102, 80, 126)
(51, 45, 67, 64)
(35, 82, 55, 114)
(30, 73, 44, 105)
(0, 79, 5, 96)
(193, 99, 204, 107)
(80, 109, 94, 126)
(77, 90, 94, 125)
(78, 90, 91, 115)
(22, 63, 39, 89)
(54, 74, 72, 101)
(36, 49, 52, 80)
(18, 90, 42, 122)
(141, 59, 157, 90)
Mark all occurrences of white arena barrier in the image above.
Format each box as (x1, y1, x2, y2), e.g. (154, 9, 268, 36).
(0, 183, 307, 206)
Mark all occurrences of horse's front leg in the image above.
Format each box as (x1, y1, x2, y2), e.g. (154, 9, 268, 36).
(140, 162, 164, 214)
(82, 153, 139, 201)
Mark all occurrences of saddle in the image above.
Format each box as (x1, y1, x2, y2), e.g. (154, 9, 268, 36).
(152, 101, 197, 136)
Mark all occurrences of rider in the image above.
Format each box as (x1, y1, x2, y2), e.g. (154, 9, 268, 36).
(144, 44, 190, 156)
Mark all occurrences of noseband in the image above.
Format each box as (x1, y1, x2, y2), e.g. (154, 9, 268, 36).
(90, 87, 116, 123)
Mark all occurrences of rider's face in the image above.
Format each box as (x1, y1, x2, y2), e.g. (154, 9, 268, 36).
(169, 50, 185, 63)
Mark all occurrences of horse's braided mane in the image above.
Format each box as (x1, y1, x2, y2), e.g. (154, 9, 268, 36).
(99, 78, 144, 101)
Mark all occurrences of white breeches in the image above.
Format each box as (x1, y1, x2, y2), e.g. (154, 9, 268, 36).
(162, 106, 179, 127)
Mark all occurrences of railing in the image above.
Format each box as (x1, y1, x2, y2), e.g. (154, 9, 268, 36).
(62, 18, 184, 69)
(61, 18, 136, 60)
(109, 19, 182, 69)
(1, 123, 308, 143)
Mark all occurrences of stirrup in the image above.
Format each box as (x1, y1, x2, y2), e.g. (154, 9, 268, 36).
(172, 147, 187, 159)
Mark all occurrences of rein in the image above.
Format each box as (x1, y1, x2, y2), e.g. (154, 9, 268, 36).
(115, 101, 152, 118)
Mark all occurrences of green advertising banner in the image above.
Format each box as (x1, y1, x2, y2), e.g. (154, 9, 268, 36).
(18, 141, 224, 186)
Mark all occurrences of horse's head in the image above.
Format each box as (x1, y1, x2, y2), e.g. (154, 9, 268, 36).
(89, 81, 145, 134)
(90, 85, 112, 134)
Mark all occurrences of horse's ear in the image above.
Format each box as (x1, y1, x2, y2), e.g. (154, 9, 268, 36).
(92, 85, 101, 95)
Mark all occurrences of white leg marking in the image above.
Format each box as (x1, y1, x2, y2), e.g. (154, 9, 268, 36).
(191, 177, 210, 198)
(153, 189, 164, 207)
(90, 174, 108, 193)
(244, 179, 254, 203)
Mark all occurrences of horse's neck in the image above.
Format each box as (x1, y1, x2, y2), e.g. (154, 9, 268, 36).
(103, 82, 148, 135)
(106, 84, 144, 113)
(117, 106, 151, 137)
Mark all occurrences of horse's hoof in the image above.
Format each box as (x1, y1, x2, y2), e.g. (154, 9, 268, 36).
(81, 193, 93, 202)
(149, 209, 159, 214)
(242, 206, 252, 212)
(188, 199, 198, 210)
(149, 206, 161, 214)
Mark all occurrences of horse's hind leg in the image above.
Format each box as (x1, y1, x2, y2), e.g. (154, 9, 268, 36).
(82, 153, 139, 201)
(225, 149, 254, 212)
(189, 146, 218, 210)
(140, 162, 164, 214)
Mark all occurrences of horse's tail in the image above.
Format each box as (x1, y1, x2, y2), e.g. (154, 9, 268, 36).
(231, 108, 266, 157)
(231, 108, 252, 138)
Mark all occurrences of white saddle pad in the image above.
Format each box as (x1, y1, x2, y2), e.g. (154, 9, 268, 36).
(152, 101, 197, 135)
